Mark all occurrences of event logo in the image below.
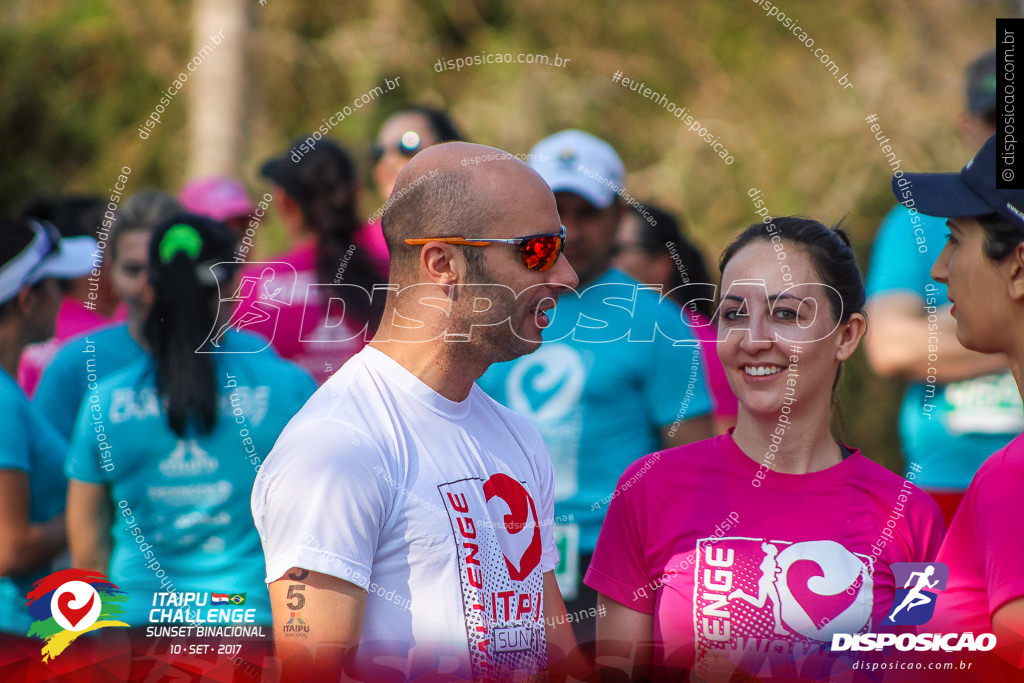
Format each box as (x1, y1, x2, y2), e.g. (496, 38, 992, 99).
(283, 612, 310, 636)
(201, 262, 297, 353)
(884, 562, 947, 626)
(26, 569, 129, 661)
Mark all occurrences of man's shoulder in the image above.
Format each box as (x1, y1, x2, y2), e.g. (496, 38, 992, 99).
(472, 385, 545, 445)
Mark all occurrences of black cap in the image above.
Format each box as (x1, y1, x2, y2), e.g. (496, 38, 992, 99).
(259, 136, 354, 202)
(892, 135, 1024, 234)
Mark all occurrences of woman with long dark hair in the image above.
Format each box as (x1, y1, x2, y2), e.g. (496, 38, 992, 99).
(588, 218, 945, 680)
(66, 214, 315, 626)
(246, 137, 386, 384)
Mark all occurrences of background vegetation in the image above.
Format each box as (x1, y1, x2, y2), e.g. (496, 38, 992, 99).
(2, 0, 1015, 472)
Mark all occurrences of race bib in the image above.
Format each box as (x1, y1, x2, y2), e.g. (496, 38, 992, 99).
(553, 523, 580, 601)
(942, 372, 1024, 435)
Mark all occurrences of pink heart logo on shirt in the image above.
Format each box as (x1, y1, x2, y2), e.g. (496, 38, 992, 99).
(483, 474, 542, 581)
(785, 559, 860, 629)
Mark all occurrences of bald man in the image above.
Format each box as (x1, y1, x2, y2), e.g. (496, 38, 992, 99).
(252, 143, 585, 680)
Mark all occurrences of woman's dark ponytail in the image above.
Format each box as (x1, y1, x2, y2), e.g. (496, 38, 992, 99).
(144, 215, 237, 437)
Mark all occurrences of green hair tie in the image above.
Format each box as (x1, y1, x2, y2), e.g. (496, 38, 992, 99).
(159, 224, 203, 263)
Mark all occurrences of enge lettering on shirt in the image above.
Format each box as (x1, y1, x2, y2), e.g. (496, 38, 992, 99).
(440, 474, 546, 680)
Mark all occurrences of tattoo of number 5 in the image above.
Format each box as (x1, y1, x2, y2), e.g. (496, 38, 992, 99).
(286, 584, 305, 610)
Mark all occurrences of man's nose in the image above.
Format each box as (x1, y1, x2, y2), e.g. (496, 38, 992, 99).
(548, 253, 579, 290)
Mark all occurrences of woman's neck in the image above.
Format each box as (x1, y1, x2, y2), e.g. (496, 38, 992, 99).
(731, 404, 842, 475)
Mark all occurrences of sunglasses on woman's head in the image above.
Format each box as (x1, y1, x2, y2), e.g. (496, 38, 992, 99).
(405, 225, 567, 272)
(369, 130, 423, 164)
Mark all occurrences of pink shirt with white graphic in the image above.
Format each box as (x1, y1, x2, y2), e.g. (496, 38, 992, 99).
(585, 432, 944, 678)
(234, 236, 384, 384)
(931, 433, 1024, 634)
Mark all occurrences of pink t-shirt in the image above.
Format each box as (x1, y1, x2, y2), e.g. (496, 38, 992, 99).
(359, 219, 390, 274)
(931, 433, 1024, 634)
(685, 310, 737, 420)
(232, 240, 382, 384)
(585, 433, 944, 680)
(17, 297, 126, 396)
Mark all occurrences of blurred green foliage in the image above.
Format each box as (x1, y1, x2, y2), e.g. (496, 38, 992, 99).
(2, 0, 1015, 473)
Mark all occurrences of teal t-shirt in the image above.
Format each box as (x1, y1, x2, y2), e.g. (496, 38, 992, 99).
(35, 323, 273, 441)
(64, 333, 315, 626)
(0, 368, 67, 634)
(866, 204, 1023, 489)
(478, 268, 713, 556)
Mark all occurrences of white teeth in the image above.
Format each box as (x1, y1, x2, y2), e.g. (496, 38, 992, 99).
(744, 365, 782, 377)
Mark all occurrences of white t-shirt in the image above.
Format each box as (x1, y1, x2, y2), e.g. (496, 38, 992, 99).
(252, 346, 558, 680)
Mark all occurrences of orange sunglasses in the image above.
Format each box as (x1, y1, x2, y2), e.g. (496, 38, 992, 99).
(405, 225, 566, 271)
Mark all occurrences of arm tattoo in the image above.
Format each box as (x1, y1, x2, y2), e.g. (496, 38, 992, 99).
(286, 584, 306, 610)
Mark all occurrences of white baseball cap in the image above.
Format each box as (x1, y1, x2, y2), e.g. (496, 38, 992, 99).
(528, 129, 625, 209)
(0, 220, 97, 304)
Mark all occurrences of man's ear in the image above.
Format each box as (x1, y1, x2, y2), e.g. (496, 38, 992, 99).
(420, 242, 465, 287)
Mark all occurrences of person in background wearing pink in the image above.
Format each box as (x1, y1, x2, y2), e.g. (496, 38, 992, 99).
(614, 202, 737, 433)
(586, 218, 944, 681)
(239, 137, 386, 384)
(899, 135, 1024, 657)
(17, 197, 125, 395)
(180, 176, 255, 235)
(363, 105, 464, 268)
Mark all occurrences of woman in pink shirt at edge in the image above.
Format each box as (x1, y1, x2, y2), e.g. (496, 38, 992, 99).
(17, 197, 125, 395)
(614, 202, 738, 433)
(240, 137, 387, 385)
(897, 136, 1024, 661)
(585, 217, 945, 682)
(363, 105, 465, 258)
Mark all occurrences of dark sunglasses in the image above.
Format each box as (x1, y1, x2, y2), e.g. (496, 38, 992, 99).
(405, 225, 566, 272)
(369, 130, 424, 164)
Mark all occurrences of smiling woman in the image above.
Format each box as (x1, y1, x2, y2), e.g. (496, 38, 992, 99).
(585, 217, 946, 680)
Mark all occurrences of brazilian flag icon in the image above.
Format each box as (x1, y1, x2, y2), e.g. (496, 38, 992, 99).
(229, 593, 246, 605)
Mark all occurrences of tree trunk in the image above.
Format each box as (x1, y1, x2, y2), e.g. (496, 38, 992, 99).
(187, 0, 248, 179)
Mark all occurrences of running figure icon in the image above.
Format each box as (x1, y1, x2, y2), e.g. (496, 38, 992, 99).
(886, 564, 939, 623)
(729, 542, 789, 636)
(210, 267, 285, 348)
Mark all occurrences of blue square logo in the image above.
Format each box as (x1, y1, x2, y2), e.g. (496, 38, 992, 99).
(884, 562, 948, 626)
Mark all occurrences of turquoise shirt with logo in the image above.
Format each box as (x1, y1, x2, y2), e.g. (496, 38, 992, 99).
(866, 205, 1023, 489)
(64, 332, 315, 625)
(478, 268, 713, 561)
(0, 368, 67, 634)
(35, 323, 272, 441)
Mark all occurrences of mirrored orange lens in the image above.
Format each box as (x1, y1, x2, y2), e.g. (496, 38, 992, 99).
(520, 235, 561, 271)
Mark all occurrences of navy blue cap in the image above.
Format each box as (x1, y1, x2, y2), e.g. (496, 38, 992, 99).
(892, 135, 1024, 233)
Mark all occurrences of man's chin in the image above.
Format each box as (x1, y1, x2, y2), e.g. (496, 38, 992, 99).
(487, 332, 542, 364)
